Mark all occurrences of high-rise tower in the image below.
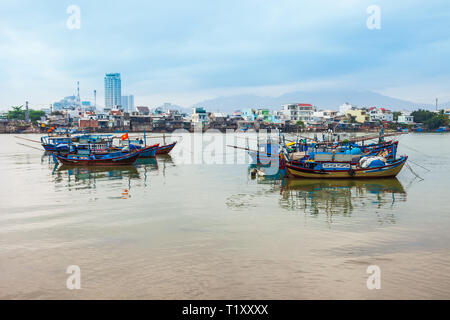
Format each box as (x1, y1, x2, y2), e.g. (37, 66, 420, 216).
(76, 81, 81, 106)
(121, 95, 135, 113)
(104, 73, 122, 109)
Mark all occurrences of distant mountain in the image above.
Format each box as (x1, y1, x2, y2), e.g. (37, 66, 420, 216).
(190, 90, 436, 113)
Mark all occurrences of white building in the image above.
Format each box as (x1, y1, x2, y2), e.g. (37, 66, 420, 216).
(339, 103, 357, 115)
(368, 107, 393, 122)
(313, 110, 337, 122)
(282, 103, 316, 124)
(398, 111, 414, 124)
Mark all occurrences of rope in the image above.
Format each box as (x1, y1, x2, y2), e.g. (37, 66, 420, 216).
(408, 159, 431, 172)
(226, 145, 259, 152)
(16, 142, 42, 151)
(406, 163, 424, 181)
(14, 136, 41, 144)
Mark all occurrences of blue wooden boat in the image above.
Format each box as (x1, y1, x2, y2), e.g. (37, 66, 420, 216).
(53, 149, 143, 166)
(113, 139, 160, 158)
(138, 144, 159, 157)
(41, 136, 73, 152)
(156, 142, 177, 155)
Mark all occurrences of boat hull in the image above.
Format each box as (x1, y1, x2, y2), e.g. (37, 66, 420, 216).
(43, 144, 57, 151)
(55, 151, 142, 166)
(156, 142, 177, 155)
(286, 156, 407, 179)
(138, 144, 159, 158)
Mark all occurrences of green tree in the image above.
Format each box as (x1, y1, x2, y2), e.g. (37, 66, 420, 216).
(424, 113, 449, 130)
(7, 106, 46, 123)
(411, 109, 434, 123)
(393, 111, 401, 121)
(296, 120, 305, 128)
(29, 110, 45, 123)
(7, 106, 25, 120)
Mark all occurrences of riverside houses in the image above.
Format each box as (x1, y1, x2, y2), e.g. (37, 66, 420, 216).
(368, 107, 394, 122)
(398, 111, 414, 124)
(282, 103, 316, 124)
(14, 99, 439, 134)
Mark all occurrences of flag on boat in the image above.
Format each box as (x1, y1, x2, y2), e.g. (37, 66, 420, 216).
(121, 133, 129, 141)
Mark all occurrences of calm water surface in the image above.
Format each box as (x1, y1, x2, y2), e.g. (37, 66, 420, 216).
(1, 133, 449, 299)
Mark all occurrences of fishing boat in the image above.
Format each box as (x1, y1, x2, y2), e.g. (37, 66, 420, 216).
(117, 132, 177, 156)
(41, 134, 115, 154)
(286, 138, 399, 159)
(138, 144, 159, 157)
(156, 142, 177, 155)
(72, 134, 115, 153)
(41, 136, 73, 152)
(52, 149, 143, 166)
(284, 155, 408, 179)
(247, 137, 398, 169)
(112, 140, 160, 158)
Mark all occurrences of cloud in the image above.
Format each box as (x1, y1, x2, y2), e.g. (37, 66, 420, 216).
(0, 0, 449, 109)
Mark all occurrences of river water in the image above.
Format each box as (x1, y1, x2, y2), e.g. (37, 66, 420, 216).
(0, 132, 449, 299)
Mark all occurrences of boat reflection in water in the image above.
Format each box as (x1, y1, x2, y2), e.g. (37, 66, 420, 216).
(279, 178, 407, 218)
(51, 155, 174, 191)
(134, 157, 158, 168)
(53, 157, 158, 185)
(54, 165, 140, 184)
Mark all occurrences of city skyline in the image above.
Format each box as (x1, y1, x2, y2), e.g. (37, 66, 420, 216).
(1, 1, 450, 110)
(4, 76, 449, 113)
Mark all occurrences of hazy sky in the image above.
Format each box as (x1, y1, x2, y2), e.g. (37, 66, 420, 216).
(1, 0, 449, 110)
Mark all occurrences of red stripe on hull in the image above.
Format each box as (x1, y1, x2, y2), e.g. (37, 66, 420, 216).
(156, 142, 177, 155)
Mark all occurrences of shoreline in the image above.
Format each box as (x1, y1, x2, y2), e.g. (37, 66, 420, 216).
(3, 130, 446, 135)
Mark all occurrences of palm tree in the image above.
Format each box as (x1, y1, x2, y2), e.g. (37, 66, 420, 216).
(8, 106, 24, 120)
